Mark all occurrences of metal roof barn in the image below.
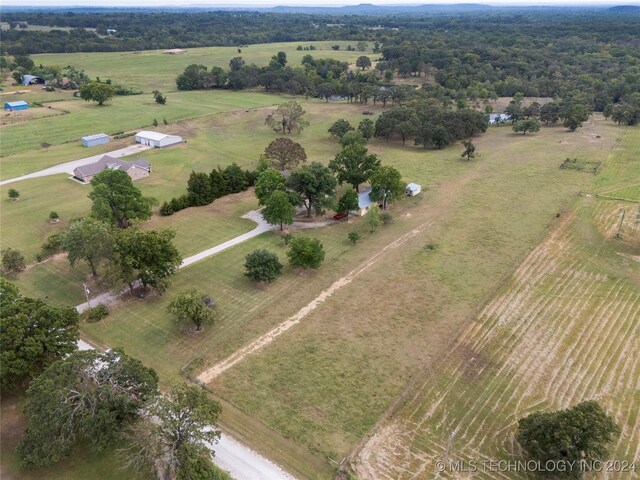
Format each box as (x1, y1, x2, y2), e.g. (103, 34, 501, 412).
(81, 133, 110, 147)
(135, 131, 183, 148)
(4, 100, 29, 111)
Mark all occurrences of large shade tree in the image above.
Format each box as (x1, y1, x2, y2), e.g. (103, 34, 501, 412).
(17, 349, 158, 469)
(263, 138, 307, 172)
(254, 167, 286, 205)
(167, 289, 218, 332)
(79, 81, 115, 106)
(112, 228, 182, 294)
(265, 100, 309, 135)
(0, 286, 79, 390)
(89, 169, 151, 228)
(517, 401, 620, 478)
(63, 217, 114, 277)
(329, 144, 380, 192)
(369, 165, 405, 210)
(288, 162, 337, 217)
(262, 190, 296, 230)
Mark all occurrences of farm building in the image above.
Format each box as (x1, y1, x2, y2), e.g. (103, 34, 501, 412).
(164, 49, 186, 54)
(405, 183, 422, 196)
(135, 131, 183, 148)
(21, 75, 45, 86)
(73, 155, 151, 184)
(81, 133, 110, 148)
(353, 187, 375, 216)
(4, 100, 29, 111)
(489, 113, 511, 124)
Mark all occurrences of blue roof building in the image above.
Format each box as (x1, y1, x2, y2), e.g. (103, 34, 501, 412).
(82, 133, 110, 147)
(4, 100, 29, 111)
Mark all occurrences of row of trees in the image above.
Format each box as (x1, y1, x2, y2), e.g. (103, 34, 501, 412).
(160, 163, 257, 216)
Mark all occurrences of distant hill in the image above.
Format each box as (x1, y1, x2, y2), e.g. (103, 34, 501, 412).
(607, 5, 640, 12)
(269, 4, 492, 15)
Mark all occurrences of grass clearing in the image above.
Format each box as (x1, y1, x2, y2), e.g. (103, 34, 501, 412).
(32, 41, 370, 92)
(77, 110, 627, 473)
(351, 128, 640, 479)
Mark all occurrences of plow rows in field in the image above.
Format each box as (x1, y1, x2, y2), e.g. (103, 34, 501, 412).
(352, 204, 640, 479)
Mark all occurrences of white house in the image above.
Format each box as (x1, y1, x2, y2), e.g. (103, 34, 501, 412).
(135, 131, 183, 148)
(405, 183, 421, 196)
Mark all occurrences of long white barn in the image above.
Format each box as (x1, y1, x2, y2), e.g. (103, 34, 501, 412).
(135, 130, 183, 148)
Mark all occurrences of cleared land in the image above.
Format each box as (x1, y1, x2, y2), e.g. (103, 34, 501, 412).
(350, 132, 640, 479)
(31, 41, 370, 92)
(2, 73, 636, 477)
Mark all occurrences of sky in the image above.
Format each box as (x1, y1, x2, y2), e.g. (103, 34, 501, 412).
(0, 0, 628, 6)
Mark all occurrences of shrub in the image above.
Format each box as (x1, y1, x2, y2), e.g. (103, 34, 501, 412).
(8, 189, 20, 200)
(348, 231, 361, 244)
(381, 211, 393, 225)
(87, 303, 109, 322)
(49, 211, 59, 221)
(159, 201, 174, 216)
(287, 236, 325, 269)
(152, 118, 159, 127)
(282, 233, 293, 245)
(2, 248, 26, 273)
(244, 249, 283, 283)
(41, 232, 66, 257)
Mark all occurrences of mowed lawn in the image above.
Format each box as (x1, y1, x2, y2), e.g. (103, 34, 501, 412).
(71, 107, 628, 474)
(0, 89, 280, 157)
(32, 41, 370, 92)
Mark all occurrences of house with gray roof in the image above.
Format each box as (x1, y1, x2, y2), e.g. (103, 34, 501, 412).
(73, 155, 151, 184)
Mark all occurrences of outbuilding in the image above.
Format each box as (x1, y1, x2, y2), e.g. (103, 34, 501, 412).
(4, 100, 29, 111)
(73, 155, 151, 184)
(21, 75, 45, 86)
(405, 183, 422, 196)
(353, 187, 375, 216)
(489, 113, 511, 124)
(82, 133, 110, 148)
(135, 131, 183, 148)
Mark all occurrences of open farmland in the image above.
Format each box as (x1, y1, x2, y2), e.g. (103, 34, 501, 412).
(46, 98, 626, 474)
(350, 135, 640, 479)
(31, 41, 369, 92)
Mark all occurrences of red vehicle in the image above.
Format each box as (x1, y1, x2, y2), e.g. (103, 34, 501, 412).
(333, 212, 348, 220)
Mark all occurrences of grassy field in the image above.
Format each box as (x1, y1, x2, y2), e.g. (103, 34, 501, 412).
(31, 41, 370, 92)
(67, 103, 630, 474)
(2, 84, 636, 477)
(0, 89, 280, 157)
(351, 130, 640, 479)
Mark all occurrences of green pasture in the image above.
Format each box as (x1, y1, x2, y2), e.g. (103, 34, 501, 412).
(32, 41, 370, 92)
(0, 89, 280, 157)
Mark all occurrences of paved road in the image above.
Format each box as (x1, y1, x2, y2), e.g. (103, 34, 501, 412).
(0, 144, 152, 186)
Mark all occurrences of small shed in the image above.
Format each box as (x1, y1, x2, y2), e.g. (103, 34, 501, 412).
(164, 49, 186, 55)
(353, 188, 375, 217)
(405, 183, 421, 196)
(135, 131, 183, 148)
(73, 155, 151, 184)
(4, 100, 29, 111)
(21, 75, 45, 86)
(82, 133, 110, 148)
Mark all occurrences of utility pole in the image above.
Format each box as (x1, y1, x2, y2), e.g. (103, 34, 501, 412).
(83, 283, 92, 311)
(616, 209, 625, 239)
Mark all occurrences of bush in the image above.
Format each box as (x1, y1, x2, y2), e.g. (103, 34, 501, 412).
(159, 201, 174, 216)
(244, 249, 283, 283)
(282, 233, 293, 245)
(381, 211, 393, 225)
(49, 211, 59, 221)
(8, 189, 20, 200)
(87, 303, 109, 322)
(287, 236, 325, 269)
(41, 232, 66, 257)
(2, 248, 26, 273)
(348, 231, 361, 244)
